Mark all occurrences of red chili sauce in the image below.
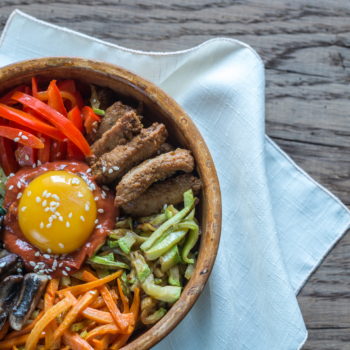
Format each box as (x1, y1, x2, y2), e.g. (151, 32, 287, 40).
(1, 161, 119, 278)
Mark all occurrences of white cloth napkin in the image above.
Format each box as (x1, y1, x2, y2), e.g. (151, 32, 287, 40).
(1, 10, 350, 350)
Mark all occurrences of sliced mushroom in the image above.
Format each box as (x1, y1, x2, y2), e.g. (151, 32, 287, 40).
(9, 273, 48, 331)
(0, 275, 23, 330)
(0, 254, 23, 282)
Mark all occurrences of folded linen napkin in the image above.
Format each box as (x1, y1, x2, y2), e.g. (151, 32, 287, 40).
(1, 10, 350, 350)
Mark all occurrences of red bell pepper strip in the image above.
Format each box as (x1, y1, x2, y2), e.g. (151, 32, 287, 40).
(67, 106, 85, 161)
(0, 103, 66, 141)
(50, 140, 67, 161)
(73, 91, 85, 110)
(32, 77, 39, 98)
(82, 106, 101, 134)
(0, 125, 44, 149)
(23, 87, 33, 114)
(57, 80, 76, 93)
(0, 120, 19, 176)
(68, 105, 84, 133)
(15, 145, 36, 167)
(0, 84, 27, 106)
(47, 80, 67, 118)
(37, 90, 77, 110)
(11, 92, 92, 157)
(37, 134, 50, 165)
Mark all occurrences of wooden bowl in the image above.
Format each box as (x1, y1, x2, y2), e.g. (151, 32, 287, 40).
(0, 57, 222, 349)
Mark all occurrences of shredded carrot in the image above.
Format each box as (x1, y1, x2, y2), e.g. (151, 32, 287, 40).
(45, 278, 60, 349)
(5, 311, 44, 340)
(60, 346, 70, 350)
(117, 278, 129, 314)
(89, 290, 118, 309)
(57, 270, 123, 298)
(85, 324, 122, 342)
(25, 296, 74, 350)
(12, 346, 18, 350)
(61, 329, 93, 350)
(92, 334, 113, 350)
(82, 271, 129, 330)
(0, 321, 9, 341)
(80, 308, 114, 323)
(0, 333, 44, 350)
(54, 290, 99, 340)
(110, 288, 141, 350)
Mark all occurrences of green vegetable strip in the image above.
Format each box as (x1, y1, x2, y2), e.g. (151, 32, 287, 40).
(87, 255, 130, 269)
(144, 230, 188, 261)
(93, 108, 105, 116)
(160, 245, 181, 272)
(168, 265, 181, 287)
(132, 251, 151, 282)
(183, 189, 194, 207)
(141, 199, 195, 252)
(185, 253, 197, 280)
(118, 231, 136, 254)
(142, 274, 181, 303)
(181, 222, 199, 264)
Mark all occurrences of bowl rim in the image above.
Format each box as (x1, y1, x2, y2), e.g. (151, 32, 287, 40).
(0, 57, 222, 349)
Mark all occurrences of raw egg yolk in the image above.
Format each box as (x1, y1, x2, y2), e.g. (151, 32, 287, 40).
(18, 171, 97, 254)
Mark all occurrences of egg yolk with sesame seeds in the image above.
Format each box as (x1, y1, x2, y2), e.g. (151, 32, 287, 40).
(18, 171, 97, 254)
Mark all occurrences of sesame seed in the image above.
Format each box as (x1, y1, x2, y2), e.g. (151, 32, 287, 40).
(53, 260, 57, 267)
(52, 215, 57, 219)
(46, 193, 51, 198)
(113, 166, 119, 171)
(44, 254, 50, 259)
(56, 212, 61, 216)
(37, 160, 42, 166)
(98, 209, 104, 213)
(59, 243, 64, 249)
(108, 169, 113, 174)
(14, 137, 20, 142)
(163, 204, 167, 210)
(96, 225, 102, 229)
(48, 269, 53, 272)
(80, 216, 85, 221)
(42, 200, 47, 207)
(65, 266, 71, 271)
(102, 166, 106, 173)
(78, 192, 84, 198)
(9, 185, 14, 190)
(32, 164, 36, 168)
(102, 186, 109, 191)
(95, 219, 98, 224)
(61, 165, 67, 169)
(17, 268, 22, 273)
(9, 173, 14, 178)
(50, 208, 56, 213)
(17, 193, 22, 199)
(21, 135, 28, 140)
(57, 152, 61, 157)
(49, 217, 53, 223)
(88, 187, 93, 191)
(25, 155, 29, 161)
(35, 251, 40, 257)
(27, 191, 31, 196)
(68, 212, 72, 219)
(36, 197, 41, 203)
(94, 197, 99, 201)
(18, 132, 22, 136)
(17, 182, 21, 189)
(59, 216, 63, 222)
(87, 169, 91, 173)
(50, 201, 56, 207)
(21, 207, 26, 212)
(66, 222, 70, 228)
(0, 262, 6, 268)
(85, 204, 89, 211)
(40, 222, 44, 229)
(62, 271, 68, 276)
(47, 223, 52, 228)
(59, 262, 63, 267)
(29, 261, 36, 267)
(48, 276, 52, 280)
(43, 190, 47, 197)
(45, 208, 50, 212)
(47, 249, 51, 253)
(52, 266, 56, 271)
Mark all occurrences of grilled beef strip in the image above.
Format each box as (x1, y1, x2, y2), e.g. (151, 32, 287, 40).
(92, 123, 168, 185)
(121, 173, 201, 217)
(115, 148, 194, 207)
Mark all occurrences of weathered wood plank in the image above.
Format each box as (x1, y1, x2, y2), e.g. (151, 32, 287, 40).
(0, 1, 350, 348)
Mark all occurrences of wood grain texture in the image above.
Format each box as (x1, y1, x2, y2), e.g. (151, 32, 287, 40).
(0, 1, 349, 348)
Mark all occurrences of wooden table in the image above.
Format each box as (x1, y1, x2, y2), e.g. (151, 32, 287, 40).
(0, 1, 348, 348)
